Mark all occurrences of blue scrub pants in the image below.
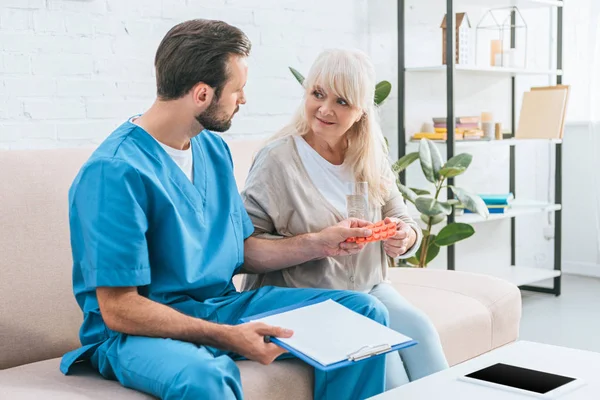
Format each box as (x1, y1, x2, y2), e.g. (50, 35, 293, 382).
(90, 286, 389, 400)
(370, 283, 449, 389)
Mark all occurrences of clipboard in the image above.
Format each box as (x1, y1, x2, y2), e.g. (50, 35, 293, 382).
(240, 298, 418, 372)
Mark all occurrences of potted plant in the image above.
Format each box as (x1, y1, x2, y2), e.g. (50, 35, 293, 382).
(392, 139, 489, 267)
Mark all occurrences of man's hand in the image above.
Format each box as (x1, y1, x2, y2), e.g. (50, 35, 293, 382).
(383, 217, 417, 258)
(314, 218, 373, 257)
(224, 322, 293, 365)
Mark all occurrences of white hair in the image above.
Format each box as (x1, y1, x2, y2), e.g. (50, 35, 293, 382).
(269, 48, 390, 206)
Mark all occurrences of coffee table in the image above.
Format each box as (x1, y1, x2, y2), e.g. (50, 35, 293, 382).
(369, 341, 600, 399)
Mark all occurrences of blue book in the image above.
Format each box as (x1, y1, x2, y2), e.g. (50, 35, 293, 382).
(240, 299, 418, 372)
(479, 193, 514, 206)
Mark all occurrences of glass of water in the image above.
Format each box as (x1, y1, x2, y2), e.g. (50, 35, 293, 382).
(346, 181, 369, 220)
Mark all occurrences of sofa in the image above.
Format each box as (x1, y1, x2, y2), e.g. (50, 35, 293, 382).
(0, 141, 522, 399)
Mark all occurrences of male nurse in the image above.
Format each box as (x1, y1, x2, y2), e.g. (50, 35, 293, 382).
(61, 19, 388, 400)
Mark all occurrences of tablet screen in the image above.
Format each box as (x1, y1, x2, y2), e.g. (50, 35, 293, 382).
(465, 363, 576, 394)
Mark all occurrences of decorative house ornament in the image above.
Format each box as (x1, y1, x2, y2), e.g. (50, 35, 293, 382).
(441, 12, 471, 65)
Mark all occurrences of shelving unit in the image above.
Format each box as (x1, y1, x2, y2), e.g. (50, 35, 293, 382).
(397, 0, 564, 295)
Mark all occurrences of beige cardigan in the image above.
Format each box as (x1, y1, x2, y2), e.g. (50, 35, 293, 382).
(240, 136, 422, 292)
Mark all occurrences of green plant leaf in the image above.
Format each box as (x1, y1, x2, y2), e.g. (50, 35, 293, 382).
(392, 152, 419, 173)
(450, 186, 489, 218)
(289, 67, 305, 85)
(396, 181, 417, 203)
(435, 222, 475, 246)
(411, 188, 431, 196)
(439, 153, 473, 178)
(421, 213, 446, 226)
(425, 242, 440, 265)
(415, 234, 439, 266)
(419, 139, 443, 182)
(374, 80, 392, 105)
(415, 196, 453, 216)
(405, 257, 419, 265)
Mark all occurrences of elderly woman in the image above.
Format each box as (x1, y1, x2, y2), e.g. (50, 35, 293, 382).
(241, 49, 448, 388)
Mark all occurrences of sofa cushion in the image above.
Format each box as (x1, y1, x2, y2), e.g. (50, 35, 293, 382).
(0, 149, 94, 370)
(386, 268, 522, 366)
(0, 358, 313, 400)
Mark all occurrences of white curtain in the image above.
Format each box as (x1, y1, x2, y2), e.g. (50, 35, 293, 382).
(591, 4, 600, 265)
(562, 0, 600, 270)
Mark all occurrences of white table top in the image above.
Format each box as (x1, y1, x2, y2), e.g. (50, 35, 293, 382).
(369, 341, 600, 399)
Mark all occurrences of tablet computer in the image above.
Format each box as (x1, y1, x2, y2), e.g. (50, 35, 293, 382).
(458, 363, 585, 398)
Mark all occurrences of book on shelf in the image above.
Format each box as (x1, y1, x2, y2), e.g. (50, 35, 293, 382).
(456, 193, 514, 215)
(515, 85, 569, 140)
(433, 123, 480, 129)
(479, 193, 514, 206)
(432, 116, 480, 124)
(412, 130, 484, 141)
(412, 132, 464, 140)
(464, 205, 511, 214)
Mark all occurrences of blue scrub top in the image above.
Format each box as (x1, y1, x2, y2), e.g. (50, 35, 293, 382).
(61, 120, 254, 373)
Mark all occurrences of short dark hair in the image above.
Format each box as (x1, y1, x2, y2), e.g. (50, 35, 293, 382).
(154, 19, 251, 101)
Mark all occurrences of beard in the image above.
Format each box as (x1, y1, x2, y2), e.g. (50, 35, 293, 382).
(195, 97, 238, 133)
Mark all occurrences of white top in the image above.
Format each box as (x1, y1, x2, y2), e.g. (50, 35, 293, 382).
(293, 135, 353, 216)
(131, 116, 194, 182)
(154, 139, 194, 183)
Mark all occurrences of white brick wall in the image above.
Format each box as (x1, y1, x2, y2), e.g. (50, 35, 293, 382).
(0, 0, 369, 148)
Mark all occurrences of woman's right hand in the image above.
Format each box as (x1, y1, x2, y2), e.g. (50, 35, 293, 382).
(224, 322, 293, 365)
(315, 218, 372, 257)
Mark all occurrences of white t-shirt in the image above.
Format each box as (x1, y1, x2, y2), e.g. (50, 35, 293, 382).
(131, 117, 194, 182)
(154, 139, 194, 183)
(293, 135, 353, 216)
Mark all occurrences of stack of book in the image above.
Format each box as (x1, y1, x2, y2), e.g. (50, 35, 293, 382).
(412, 116, 485, 141)
(462, 193, 514, 214)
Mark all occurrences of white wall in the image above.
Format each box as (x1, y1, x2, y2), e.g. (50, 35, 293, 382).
(0, 0, 369, 149)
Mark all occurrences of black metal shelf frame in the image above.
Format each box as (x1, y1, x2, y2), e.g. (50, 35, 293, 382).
(397, 0, 563, 296)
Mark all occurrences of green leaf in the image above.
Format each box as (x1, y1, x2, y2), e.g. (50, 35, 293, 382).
(450, 186, 489, 218)
(415, 235, 440, 266)
(411, 188, 431, 196)
(415, 196, 453, 216)
(425, 242, 440, 265)
(439, 153, 473, 178)
(421, 213, 447, 226)
(419, 139, 443, 182)
(392, 152, 419, 173)
(374, 80, 392, 105)
(405, 257, 419, 265)
(289, 67, 305, 85)
(435, 222, 475, 246)
(396, 181, 417, 203)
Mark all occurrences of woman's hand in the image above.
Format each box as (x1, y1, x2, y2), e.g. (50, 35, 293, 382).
(316, 218, 372, 257)
(383, 217, 417, 258)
